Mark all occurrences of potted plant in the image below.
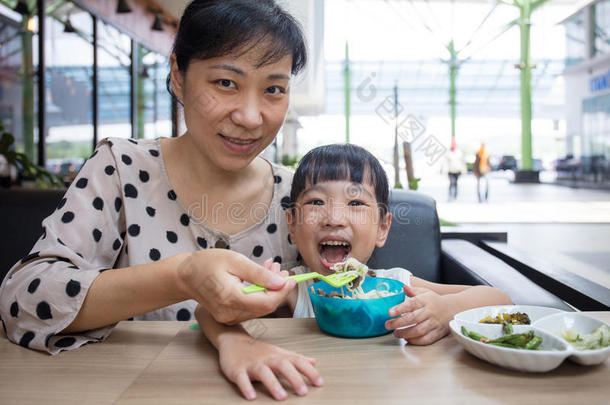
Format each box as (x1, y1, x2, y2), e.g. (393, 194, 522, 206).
(0, 122, 64, 188)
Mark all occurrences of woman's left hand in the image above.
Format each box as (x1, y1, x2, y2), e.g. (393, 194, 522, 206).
(384, 285, 451, 345)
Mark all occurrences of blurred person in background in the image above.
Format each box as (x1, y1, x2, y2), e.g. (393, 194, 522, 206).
(442, 138, 466, 201)
(473, 142, 491, 202)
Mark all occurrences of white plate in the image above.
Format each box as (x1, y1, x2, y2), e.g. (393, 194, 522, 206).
(454, 305, 564, 325)
(533, 312, 610, 366)
(450, 319, 572, 373)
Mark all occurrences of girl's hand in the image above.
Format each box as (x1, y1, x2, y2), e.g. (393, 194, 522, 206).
(384, 285, 451, 345)
(175, 250, 296, 325)
(218, 334, 324, 401)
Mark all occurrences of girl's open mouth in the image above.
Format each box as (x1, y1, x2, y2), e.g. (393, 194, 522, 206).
(318, 240, 351, 269)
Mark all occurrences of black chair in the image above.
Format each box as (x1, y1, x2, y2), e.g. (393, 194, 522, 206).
(1, 188, 67, 283)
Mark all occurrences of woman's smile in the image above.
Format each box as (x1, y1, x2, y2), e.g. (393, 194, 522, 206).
(219, 133, 260, 154)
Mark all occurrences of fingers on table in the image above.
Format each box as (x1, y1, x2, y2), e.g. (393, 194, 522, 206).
(249, 364, 288, 400)
(293, 356, 323, 387)
(273, 359, 309, 396)
(386, 306, 427, 330)
(234, 371, 257, 401)
(241, 357, 322, 401)
(406, 330, 444, 346)
(393, 318, 435, 341)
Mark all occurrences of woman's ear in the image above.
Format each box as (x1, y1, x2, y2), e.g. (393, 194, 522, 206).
(169, 54, 184, 102)
(375, 212, 392, 248)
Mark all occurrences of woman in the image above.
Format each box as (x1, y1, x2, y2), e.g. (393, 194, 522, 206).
(0, 0, 307, 360)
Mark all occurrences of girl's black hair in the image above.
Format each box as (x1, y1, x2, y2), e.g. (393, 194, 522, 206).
(167, 0, 307, 102)
(290, 144, 390, 218)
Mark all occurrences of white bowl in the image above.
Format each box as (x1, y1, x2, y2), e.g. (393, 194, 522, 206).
(454, 305, 565, 325)
(533, 312, 610, 366)
(450, 319, 572, 373)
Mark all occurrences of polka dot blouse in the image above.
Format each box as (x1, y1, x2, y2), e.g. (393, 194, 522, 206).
(0, 137, 299, 354)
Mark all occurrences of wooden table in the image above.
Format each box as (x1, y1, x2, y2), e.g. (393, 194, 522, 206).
(1, 313, 609, 404)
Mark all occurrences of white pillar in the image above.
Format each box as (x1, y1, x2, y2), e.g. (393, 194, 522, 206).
(281, 110, 301, 161)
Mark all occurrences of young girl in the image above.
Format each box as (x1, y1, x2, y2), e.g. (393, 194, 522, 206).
(195, 143, 511, 400)
(284, 144, 512, 344)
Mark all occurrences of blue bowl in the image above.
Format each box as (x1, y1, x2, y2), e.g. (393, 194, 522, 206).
(308, 277, 405, 338)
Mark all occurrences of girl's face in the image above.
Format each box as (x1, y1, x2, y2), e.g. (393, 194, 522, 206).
(287, 180, 391, 275)
(170, 46, 292, 172)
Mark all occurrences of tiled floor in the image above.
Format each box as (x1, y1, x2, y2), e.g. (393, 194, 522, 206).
(417, 172, 610, 288)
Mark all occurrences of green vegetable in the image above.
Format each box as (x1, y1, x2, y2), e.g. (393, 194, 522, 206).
(524, 335, 542, 350)
(461, 327, 542, 350)
(468, 330, 489, 342)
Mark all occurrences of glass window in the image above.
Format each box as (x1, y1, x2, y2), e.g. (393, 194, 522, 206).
(0, 5, 38, 164)
(98, 19, 131, 140)
(565, 11, 586, 66)
(582, 93, 610, 160)
(595, 0, 610, 56)
(137, 45, 171, 139)
(44, 1, 93, 178)
(0, 12, 24, 152)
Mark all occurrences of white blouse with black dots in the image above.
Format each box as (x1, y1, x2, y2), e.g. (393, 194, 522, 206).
(0, 137, 299, 354)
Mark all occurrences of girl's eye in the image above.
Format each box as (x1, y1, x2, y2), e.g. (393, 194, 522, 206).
(306, 199, 324, 206)
(217, 79, 236, 89)
(348, 200, 365, 207)
(266, 86, 286, 95)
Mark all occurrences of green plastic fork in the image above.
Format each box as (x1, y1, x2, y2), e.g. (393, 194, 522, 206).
(242, 271, 358, 294)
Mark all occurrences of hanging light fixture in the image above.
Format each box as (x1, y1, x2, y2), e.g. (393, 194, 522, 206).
(63, 18, 76, 33)
(151, 14, 163, 31)
(14, 1, 29, 15)
(116, 0, 132, 14)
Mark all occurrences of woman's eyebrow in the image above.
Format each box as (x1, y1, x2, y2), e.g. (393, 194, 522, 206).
(209, 64, 245, 76)
(208, 64, 289, 81)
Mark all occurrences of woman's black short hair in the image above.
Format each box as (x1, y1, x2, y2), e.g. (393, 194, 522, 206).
(168, 0, 307, 99)
(290, 144, 390, 218)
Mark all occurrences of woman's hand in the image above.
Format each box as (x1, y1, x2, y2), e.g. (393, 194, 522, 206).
(175, 249, 295, 324)
(217, 334, 323, 401)
(384, 285, 451, 345)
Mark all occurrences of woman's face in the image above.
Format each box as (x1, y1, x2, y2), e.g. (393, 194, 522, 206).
(171, 46, 293, 172)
